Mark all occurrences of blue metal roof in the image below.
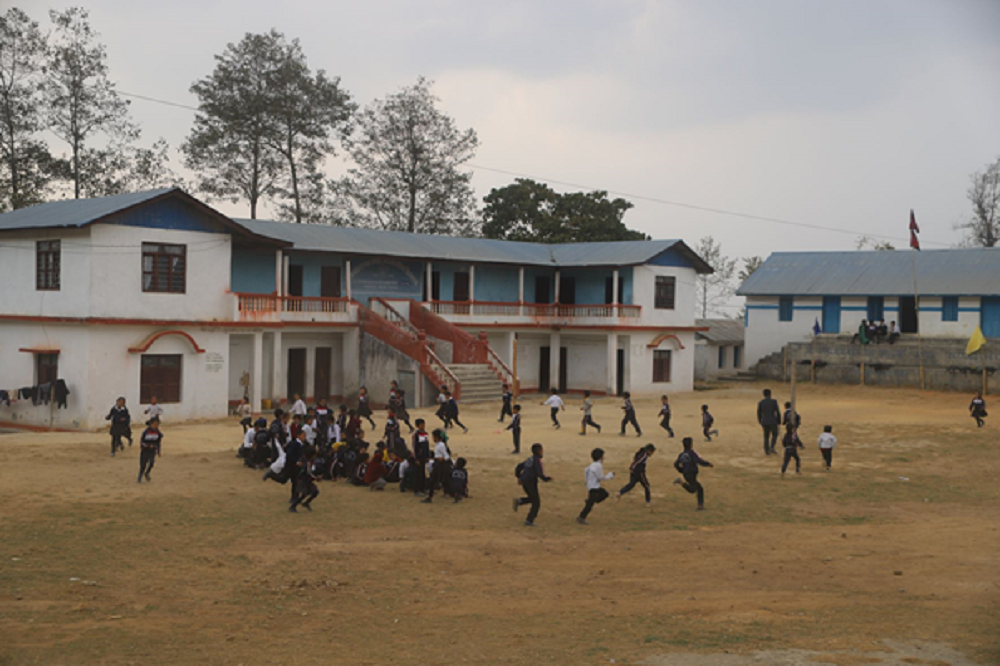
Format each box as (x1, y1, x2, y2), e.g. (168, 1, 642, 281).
(737, 249, 1000, 297)
(233, 217, 713, 271)
(0, 189, 175, 230)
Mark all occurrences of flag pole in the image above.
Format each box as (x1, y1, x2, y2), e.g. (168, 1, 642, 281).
(910, 250, 925, 390)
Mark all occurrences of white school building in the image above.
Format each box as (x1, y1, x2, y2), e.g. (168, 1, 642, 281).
(0, 188, 713, 430)
(738, 249, 1000, 367)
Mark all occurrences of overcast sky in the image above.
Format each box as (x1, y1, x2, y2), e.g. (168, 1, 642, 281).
(20, 0, 1000, 257)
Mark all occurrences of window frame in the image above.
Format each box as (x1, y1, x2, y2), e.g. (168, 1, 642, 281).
(654, 276, 676, 310)
(778, 296, 794, 322)
(141, 242, 187, 294)
(35, 353, 59, 385)
(652, 349, 672, 383)
(867, 296, 885, 323)
(717, 346, 725, 369)
(733, 345, 741, 368)
(942, 296, 959, 322)
(36, 240, 61, 291)
(140, 354, 183, 403)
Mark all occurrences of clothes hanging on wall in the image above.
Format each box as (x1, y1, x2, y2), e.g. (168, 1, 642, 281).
(18, 387, 35, 403)
(0, 390, 9, 407)
(54, 380, 70, 409)
(36, 382, 52, 406)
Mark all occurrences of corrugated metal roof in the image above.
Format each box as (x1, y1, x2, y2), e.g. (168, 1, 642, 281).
(737, 249, 1000, 297)
(233, 217, 713, 270)
(0, 189, 175, 230)
(695, 318, 744, 343)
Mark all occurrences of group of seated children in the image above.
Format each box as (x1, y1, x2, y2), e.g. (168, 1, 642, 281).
(238, 406, 469, 507)
(851, 319, 900, 345)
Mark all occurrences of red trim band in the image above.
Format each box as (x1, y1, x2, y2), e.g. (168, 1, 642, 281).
(129, 330, 206, 354)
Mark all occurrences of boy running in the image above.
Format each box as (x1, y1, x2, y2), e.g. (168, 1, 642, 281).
(673, 437, 713, 510)
(620, 392, 641, 436)
(105, 397, 131, 456)
(542, 388, 564, 429)
(507, 404, 522, 454)
(498, 384, 514, 423)
(137, 417, 162, 483)
(580, 390, 601, 435)
(658, 395, 675, 437)
(780, 425, 804, 476)
(970, 392, 987, 428)
(513, 443, 552, 527)
(577, 448, 614, 525)
(616, 444, 655, 506)
(701, 404, 719, 442)
(817, 425, 836, 471)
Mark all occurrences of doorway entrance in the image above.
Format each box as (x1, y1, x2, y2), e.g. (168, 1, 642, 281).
(899, 296, 918, 334)
(314, 347, 331, 401)
(287, 348, 306, 400)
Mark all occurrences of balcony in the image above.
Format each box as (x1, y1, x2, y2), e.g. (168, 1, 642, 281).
(425, 300, 642, 326)
(234, 293, 358, 324)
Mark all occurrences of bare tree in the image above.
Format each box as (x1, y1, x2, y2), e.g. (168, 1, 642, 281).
(695, 236, 737, 319)
(956, 157, 1000, 247)
(335, 77, 479, 235)
(737, 255, 763, 282)
(854, 235, 895, 251)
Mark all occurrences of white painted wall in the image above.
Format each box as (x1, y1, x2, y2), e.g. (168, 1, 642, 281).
(0, 228, 93, 318)
(88, 224, 233, 321)
(627, 331, 696, 394)
(562, 335, 609, 391)
(631, 265, 699, 326)
(920, 296, 982, 337)
(744, 296, 819, 367)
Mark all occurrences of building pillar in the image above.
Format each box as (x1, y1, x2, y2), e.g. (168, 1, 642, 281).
(612, 269, 619, 305)
(345, 259, 352, 301)
(275, 250, 283, 295)
(271, 330, 284, 404)
(518, 267, 525, 315)
(469, 264, 476, 303)
(341, 327, 360, 401)
(283, 255, 290, 298)
(304, 345, 316, 401)
(549, 330, 561, 392)
(606, 332, 618, 396)
(554, 270, 561, 304)
(504, 330, 516, 368)
(426, 261, 433, 302)
(251, 331, 264, 411)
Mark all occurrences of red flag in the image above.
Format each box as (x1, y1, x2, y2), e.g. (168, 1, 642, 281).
(909, 209, 920, 251)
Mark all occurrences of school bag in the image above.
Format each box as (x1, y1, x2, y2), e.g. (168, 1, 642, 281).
(514, 461, 526, 479)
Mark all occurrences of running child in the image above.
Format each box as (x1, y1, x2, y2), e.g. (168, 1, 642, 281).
(673, 437, 713, 510)
(577, 448, 614, 525)
(446, 391, 468, 433)
(620, 392, 642, 437)
(970, 391, 987, 428)
(580, 390, 601, 435)
(422, 429, 452, 503)
(782, 402, 801, 430)
(435, 385, 452, 429)
(498, 383, 514, 423)
(144, 396, 164, 422)
(817, 425, 836, 471)
(390, 380, 415, 433)
(616, 444, 655, 507)
(542, 388, 565, 429)
(658, 395, 675, 437)
(701, 404, 719, 442)
(105, 397, 131, 456)
(513, 443, 552, 527)
(137, 416, 162, 483)
(289, 445, 320, 512)
(780, 424, 804, 476)
(357, 387, 376, 430)
(507, 404, 522, 454)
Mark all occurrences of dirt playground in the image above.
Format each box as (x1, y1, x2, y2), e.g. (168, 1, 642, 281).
(0, 383, 997, 665)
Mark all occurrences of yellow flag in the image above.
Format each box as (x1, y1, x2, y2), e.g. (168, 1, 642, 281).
(966, 326, 987, 355)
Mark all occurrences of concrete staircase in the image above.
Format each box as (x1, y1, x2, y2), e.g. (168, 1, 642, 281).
(447, 364, 504, 403)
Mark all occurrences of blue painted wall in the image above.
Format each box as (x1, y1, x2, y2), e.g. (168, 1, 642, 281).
(475, 265, 519, 302)
(232, 247, 277, 294)
(620, 267, 633, 304)
(647, 248, 695, 269)
(351, 257, 423, 306)
(104, 196, 225, 234)
(288, 252, 343, 297)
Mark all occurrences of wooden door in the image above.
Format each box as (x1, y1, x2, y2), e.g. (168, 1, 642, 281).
(314, 347, 332, 401)
(559, 347, 568, 392)
(320, 267, 341, 298)
(558, 278, 576, 305)
(616, 349, 625, 396)
(287, 348, 306, 400)
(539, 346, 550, 393)
(899, 297, 918, 334)
(454, 272, 470, 301)
(534, 276, 551, 304)
(288, 265, 304, 297)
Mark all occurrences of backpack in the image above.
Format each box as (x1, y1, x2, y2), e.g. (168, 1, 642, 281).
(514, 461, 526, 479)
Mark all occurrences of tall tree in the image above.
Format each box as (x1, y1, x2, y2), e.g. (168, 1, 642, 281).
(183, 31, 285, 219)
(43, 7, 135, 199)
(956, 156, 1000, 247)
(335, 77, 478, 235)
(266, 37, 353, 223)
(0, 8, 56, 210)
(695, 236, 737, 319)
(482, 178, 647, 243)
(75, 138, 184, 197)
(737, 255, 763, 282)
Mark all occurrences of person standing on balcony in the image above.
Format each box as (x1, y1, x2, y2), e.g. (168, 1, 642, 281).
(507, 404, 522, 454)
(498, 383, 514, 423)
(446, 390, 468, 433)
(620, 392, 642, 437)
(542, 388, 565, 429)
(580, 390, 601, 435)
(357, 388, 376, 430)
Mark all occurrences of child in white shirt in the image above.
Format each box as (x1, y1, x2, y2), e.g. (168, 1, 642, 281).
(817, 425, 837, 470)
(577, 448, 614, 525)
(542, 388, 565, 429)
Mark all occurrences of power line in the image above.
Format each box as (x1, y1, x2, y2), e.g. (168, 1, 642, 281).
(115, 87, 951, 248)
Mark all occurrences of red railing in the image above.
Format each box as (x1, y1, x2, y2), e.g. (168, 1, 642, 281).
(235, 293, 352, 319)
(409, 301, 487, 365)
(370, 298, 420, 336)
(427, 300, 641, 319)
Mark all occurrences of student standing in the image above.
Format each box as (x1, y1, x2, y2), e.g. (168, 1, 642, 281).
(577, 448, 614, 525)
(817, 425, 837, 471)
(446, 391, 468, 433)
(137, 417, 162, 483)
(780, 425, 804, 476)
(507, 404, 522, 454)
(658, 395, 675, 438)
(498, 384, 514, 423)
(620, 392, 642, 437)
(673, 437, 713, 510)
(237, 397, 253, 434)
(290, 394, 307, 417)
(757, 389, 781, 455)
(782, 402, 801, 431)
(616, 444, 655, 506)
(542, 388, 565, 429)
(701, 405, 719, 442)
(421, 429, 452, 503)
(435, 385, 451, 429)
(450, 458, 470, 503)
(106, 397, 131, 457)
(513, 443, 552, 527)
(580, 390, 601, 435)
(357, 387, 376, 430)
(144, 396, 164, 422)
(384, 409, 402, 450)
(970, 391, 988, 428)
(412, 419, 431, 496)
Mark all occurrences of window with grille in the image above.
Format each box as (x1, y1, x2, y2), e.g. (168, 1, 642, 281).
(140, 354, 182, 403)
(779, 296, 794, 321)
(142, 243, 186, 293)
(867, 296, 885, 322)
(36, 240, 60, 291)
(36, 353, 58, 385)
(652, 350, 672, 382)
(942, 296, 959, 322)
(654, 276, 676, 309)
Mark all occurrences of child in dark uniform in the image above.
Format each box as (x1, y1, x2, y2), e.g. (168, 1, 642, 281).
(507, 404, 522, 454)
(137, 417, 162, 483)
(384, 408, 401, 451)
(289, 445, 319, 512)
(780, 424, 804, 476)
(658, 395, 675, 437)
(450, 457, 469, 502)
(513, 443, 552, 527)
(616, 444, 655, 506)
(446, 391, 468, 433)
(701, 404, 719, 442)
(620, 392, 641, 436)
(673, 437, 713, 510)
(390, 381, 415, 433)
(357, 387, 376, 430)
(970, 392, 987, 428)
(412, 419, 431, 496)
(106, 397, 131, 456)
(498, 384, 513, 423)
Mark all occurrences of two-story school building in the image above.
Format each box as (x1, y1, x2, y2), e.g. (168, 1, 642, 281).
(738, 249, 1000, 367)
(0, 188, 712, 430)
